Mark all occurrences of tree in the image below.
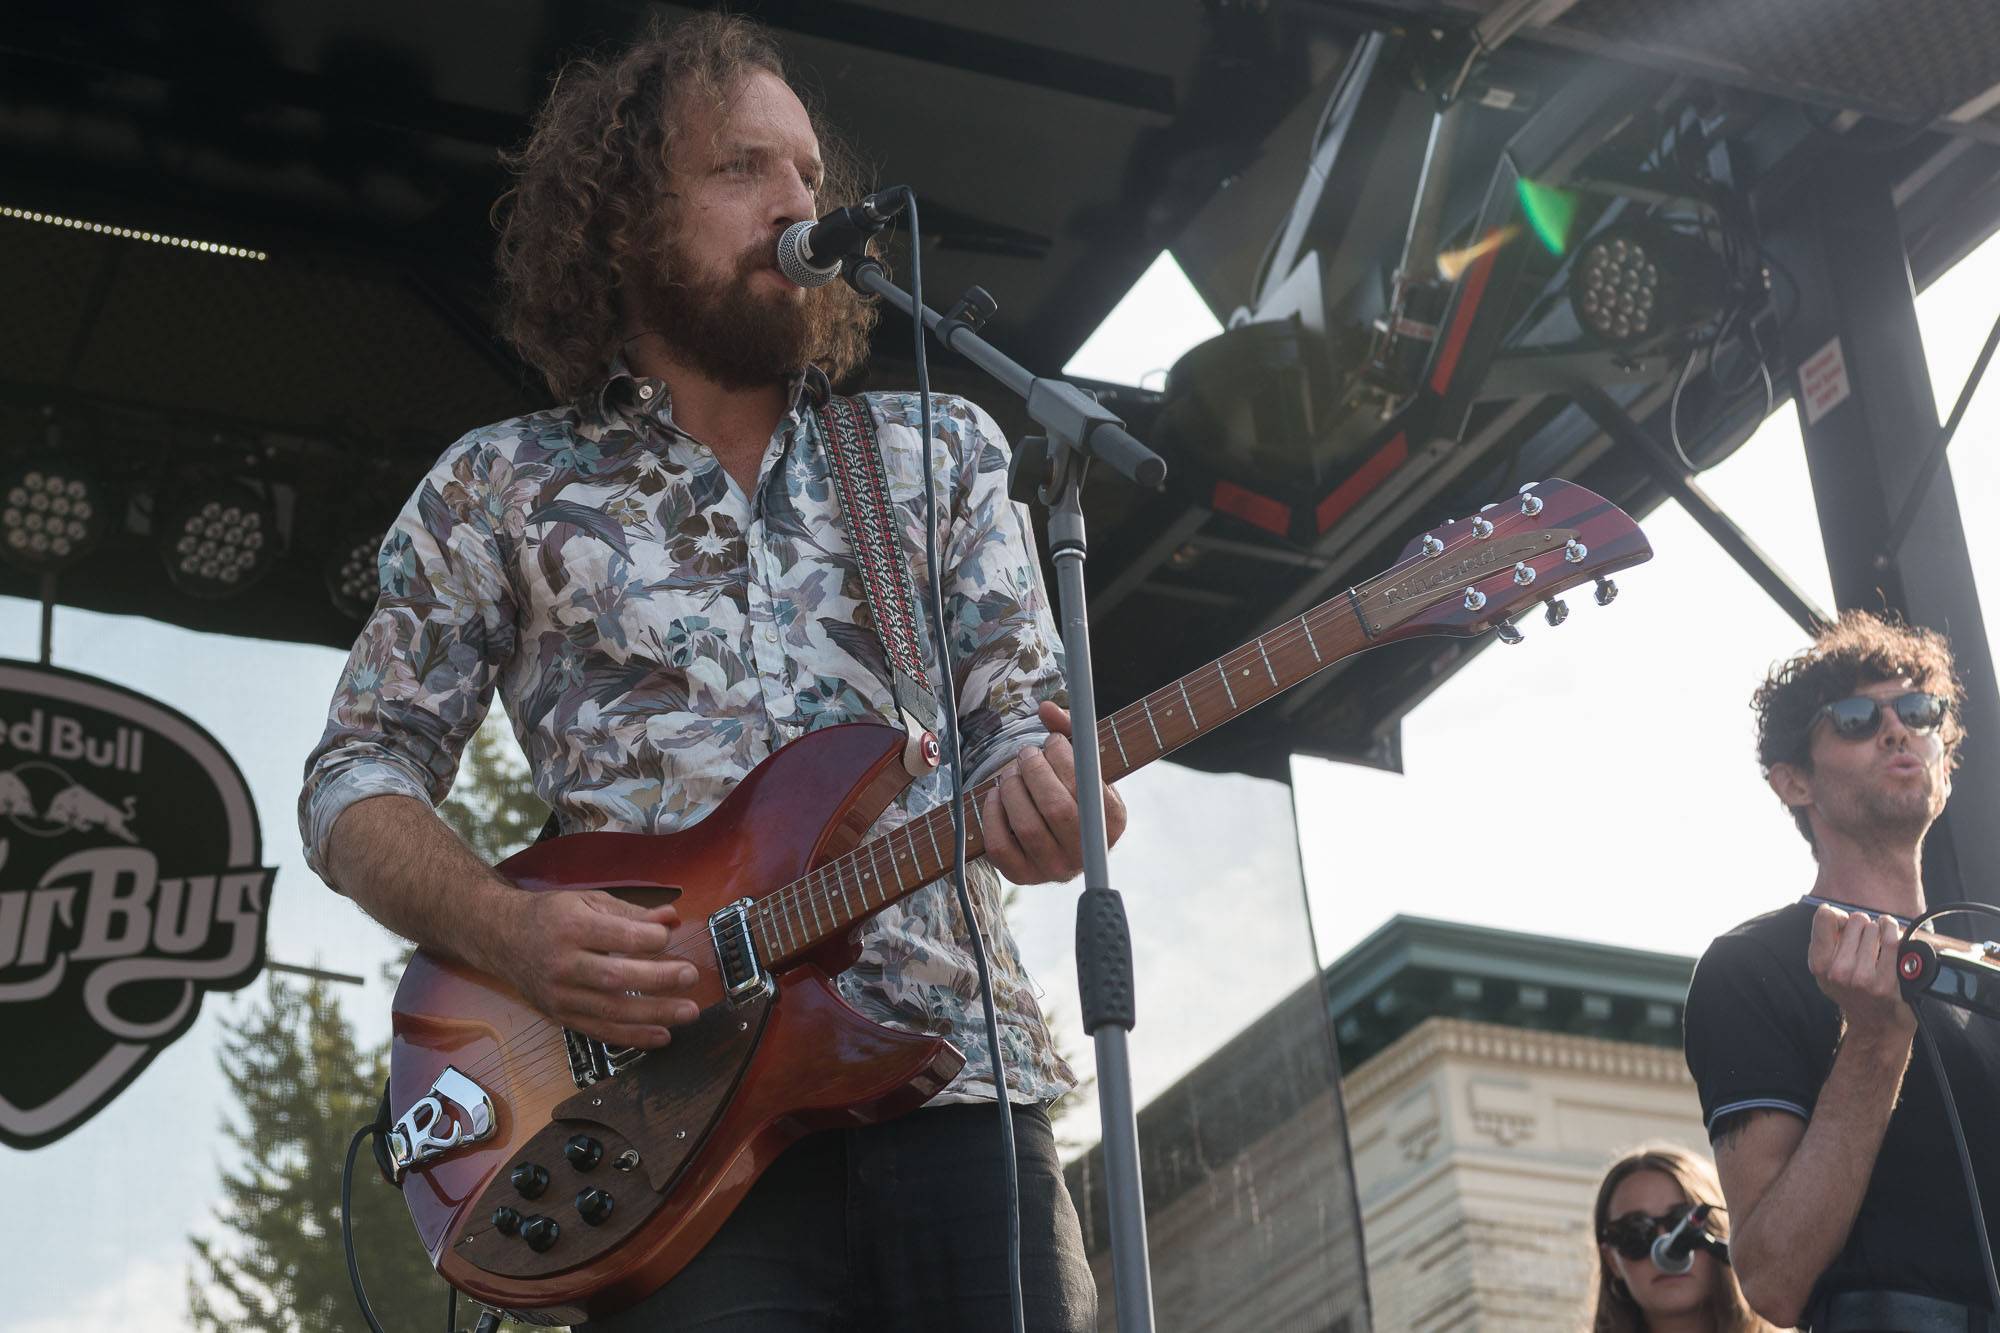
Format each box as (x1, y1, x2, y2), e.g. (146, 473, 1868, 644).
(437, 717, 551, 865)
(191, 713, 551, 1332)
(188, 977, 450, 1332)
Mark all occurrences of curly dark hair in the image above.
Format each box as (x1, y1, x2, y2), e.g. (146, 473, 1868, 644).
(1752, 609, 1965, 849)
(494, 13, 877, 401)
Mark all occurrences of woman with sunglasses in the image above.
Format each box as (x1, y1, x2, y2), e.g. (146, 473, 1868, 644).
(1590, 1146, 1775, 1333)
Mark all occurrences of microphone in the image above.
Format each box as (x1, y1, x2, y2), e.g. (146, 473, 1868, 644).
(775, 189, 908, 288)
(1650, 1204, 1728, 1274)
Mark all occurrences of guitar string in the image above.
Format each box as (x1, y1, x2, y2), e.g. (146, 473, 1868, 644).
(454, 546, 1618, 1103)
(429, 500, 1592, 1097)
(436, 502, 1597, 1101)
(427, 501, 1598, 1095)
(742, 496, 1581, 945)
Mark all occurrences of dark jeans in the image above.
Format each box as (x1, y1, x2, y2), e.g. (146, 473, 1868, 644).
(582, 1102, 1097, 1332)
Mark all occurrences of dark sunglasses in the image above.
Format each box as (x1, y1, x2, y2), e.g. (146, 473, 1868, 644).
(1597, 1203, 1695, 1262)
(1815, 690, 1949, 742)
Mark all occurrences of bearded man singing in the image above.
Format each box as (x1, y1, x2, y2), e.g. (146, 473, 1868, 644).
(299, 14, 1119, 1330)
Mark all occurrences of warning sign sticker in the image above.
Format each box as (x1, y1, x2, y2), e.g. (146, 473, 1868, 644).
(1801, 337, 1852, 425)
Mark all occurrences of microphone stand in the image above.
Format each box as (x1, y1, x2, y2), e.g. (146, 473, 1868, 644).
(844, 251, 1164, 1333)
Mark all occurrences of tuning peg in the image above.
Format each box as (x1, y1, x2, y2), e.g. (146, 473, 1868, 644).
(1512, 561, 1536, 586)
(1495, 619, 1525, 645)
(1518, 483, 1544, 517)
(1421, 534, 1444, 557)
(1564, 539, 1588, 564)
(1594, 576, 1619, 606)
(1545, 598, 1569, 626)
(1471, 516, 1494, 539)
(1463, 587, 1487, 611)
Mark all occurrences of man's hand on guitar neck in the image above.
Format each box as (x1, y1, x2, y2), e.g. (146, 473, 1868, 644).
(981, 700, 1129, 886)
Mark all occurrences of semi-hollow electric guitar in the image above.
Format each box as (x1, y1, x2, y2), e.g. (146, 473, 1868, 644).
(385, 477, 1652, 1323)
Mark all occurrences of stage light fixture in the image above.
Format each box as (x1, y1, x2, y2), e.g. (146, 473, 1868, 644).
(325, 529, 386, 620)
(1567, 222, 1720, 348)
(0, 457, 107, 576)
(160, 483, 276, 598)
(0, 204, 268, 260)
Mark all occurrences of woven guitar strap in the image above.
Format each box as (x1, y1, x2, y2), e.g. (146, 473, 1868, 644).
(816, 394, 944, 776)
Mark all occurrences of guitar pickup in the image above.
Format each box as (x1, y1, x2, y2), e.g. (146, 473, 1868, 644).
(386, 1066, 495, 1181)
(710, 898, 773, 1006)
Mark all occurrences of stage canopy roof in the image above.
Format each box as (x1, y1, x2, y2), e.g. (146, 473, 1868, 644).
(6, 0, 2000, 779)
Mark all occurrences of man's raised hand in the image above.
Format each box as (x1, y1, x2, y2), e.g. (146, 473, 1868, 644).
(1808, 903, 1917, 1048)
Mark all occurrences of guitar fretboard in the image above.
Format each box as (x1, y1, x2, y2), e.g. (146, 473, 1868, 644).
(750, 594, 1373, 968)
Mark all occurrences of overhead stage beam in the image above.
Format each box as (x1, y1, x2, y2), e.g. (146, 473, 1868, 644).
(1779, 158, 2000, 909)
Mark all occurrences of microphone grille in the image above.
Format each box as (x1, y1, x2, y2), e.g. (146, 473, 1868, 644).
(776, 220, 842, 289)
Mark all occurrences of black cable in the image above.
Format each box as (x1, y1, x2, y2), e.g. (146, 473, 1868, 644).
(1899, 903, 2000, 1315)
(1915, 1004, 2000, 1317)
(342, 1124, 391, 1333)
(897, 187, 1028, 1333)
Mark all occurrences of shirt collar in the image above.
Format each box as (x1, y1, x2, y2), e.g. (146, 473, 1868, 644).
(584, 357, 832, 432)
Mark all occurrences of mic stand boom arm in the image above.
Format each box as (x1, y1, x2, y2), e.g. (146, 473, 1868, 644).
(844, 253, 1164, 1333)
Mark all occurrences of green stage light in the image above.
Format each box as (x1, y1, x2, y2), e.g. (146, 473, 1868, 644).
(1516, 178, 1577, 256)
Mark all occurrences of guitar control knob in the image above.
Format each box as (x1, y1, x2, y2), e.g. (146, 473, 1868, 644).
(1595, 576, 1619, 606)
(511, 1163, 549, 1199)
(1495, 620, 1525, 645)
(490, 1206, 521, 1236)
(576, 1187, 616, 1226)
(1471, 517, 1494, 539)
(521, 1216, 560, 1252)
(1420, 534, 1444, 557)
(564, 1134, 604, 1172)
(1545, 598, 1570, 627)
(1463, 587, 1487, 611)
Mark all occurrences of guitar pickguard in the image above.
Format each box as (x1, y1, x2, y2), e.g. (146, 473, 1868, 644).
(454, 988, 774, 1280)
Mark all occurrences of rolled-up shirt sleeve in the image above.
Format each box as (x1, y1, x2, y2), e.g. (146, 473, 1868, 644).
(298, 434, 521, 883)
(932, 399, 1069, 783)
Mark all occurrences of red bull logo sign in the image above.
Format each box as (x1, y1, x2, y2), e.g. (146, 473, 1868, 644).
(0, 661, 273, 1149)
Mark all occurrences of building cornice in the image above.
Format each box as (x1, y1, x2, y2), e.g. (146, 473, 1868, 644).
(1345, 1016, 1695, 1107)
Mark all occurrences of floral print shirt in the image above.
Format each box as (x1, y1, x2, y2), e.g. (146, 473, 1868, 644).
(300, 366, 1075, 1104)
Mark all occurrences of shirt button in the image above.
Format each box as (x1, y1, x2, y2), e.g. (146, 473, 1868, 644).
(763, 628, 778, 644)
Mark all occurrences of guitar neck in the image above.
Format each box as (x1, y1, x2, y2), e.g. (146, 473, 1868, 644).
(752, 595, 1372, 969)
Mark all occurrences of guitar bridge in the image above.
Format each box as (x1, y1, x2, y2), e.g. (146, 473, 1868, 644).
(710, 898, 773, 1006)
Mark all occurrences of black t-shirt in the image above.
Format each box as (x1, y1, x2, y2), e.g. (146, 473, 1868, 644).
(1683, 900, 2000, 1308)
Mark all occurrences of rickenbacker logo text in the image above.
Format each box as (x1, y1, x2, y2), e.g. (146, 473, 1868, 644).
(0, 662, 273, 1150)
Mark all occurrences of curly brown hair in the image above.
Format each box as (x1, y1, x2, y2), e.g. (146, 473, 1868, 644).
(494, 13, 877, 401)
(1587, 1145, 1775, 1333)
(1752, 609, 1965, 850)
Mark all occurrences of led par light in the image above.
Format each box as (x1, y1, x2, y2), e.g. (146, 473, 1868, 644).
(325, 528, 386, 620)
(1, 457, 107, 576)
(160, 482, 276, 598)
(1567, 222, 1722, 347)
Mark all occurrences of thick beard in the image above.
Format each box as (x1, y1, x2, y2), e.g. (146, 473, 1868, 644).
(646, 241, 815, 390)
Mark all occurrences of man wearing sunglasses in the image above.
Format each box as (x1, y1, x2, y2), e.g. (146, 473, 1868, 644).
(1682, 611, 2000, 1331)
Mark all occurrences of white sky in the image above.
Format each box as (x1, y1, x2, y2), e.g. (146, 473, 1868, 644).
(6, 218, 2000, 1331)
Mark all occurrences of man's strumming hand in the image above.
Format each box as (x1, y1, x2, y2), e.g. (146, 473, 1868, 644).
(478, 889, 703, 1050)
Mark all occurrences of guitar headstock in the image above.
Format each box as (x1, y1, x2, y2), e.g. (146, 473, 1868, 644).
(1354, 479, 1653, 645)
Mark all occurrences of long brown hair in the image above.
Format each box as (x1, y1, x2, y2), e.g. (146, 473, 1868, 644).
(1588, 1146, 1774, 1333)
(494, 13, 877, 401)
